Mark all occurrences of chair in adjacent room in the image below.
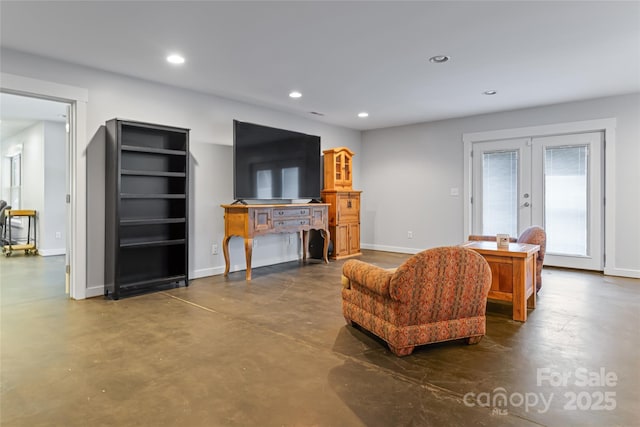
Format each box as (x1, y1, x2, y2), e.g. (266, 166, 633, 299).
(468, 226, 547, 292)
(341, 246, 492, 356)
(0, 201, 10, 245)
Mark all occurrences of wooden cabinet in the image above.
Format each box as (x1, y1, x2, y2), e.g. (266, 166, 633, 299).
(323, 147, 354, 190)
(321, 190, 361, 259)
(322, 147, 361, 260)
(104, 119, 189, 299)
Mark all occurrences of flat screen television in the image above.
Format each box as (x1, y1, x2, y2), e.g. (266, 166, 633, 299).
(233, 120, 321, 201)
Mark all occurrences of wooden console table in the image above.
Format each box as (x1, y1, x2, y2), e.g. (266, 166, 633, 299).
(462, 241, 539, 322)
(221, 203, 330, 280)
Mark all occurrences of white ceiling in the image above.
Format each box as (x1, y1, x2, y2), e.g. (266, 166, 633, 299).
(0, 93, 67, 140)
(1, 1, 638, 131)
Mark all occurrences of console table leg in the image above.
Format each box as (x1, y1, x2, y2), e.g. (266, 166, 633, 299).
(222, 235, 232, 277)
(244, 238, 253, 281)
(320, 229, 330, 263)
(302, 230, 308, 261)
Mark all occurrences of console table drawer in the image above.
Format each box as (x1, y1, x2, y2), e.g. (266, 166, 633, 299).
(275, 219, 310, 228)
(274, 208, 310, 218)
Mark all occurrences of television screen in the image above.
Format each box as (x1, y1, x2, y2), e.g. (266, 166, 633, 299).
(233, 120, 321, 201)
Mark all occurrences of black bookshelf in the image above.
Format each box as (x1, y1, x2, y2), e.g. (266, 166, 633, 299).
(104, 119, 189, 299)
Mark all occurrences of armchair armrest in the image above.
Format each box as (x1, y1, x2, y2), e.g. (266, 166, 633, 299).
(342, 260, 394, 299)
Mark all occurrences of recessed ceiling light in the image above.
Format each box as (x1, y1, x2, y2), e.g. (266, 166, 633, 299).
(483, 90, 497, 95)
(289, 91, 302, 98)
(358, 112, 369, 118)
(429, 55, 450, 63)
(166, 54, 185, 65)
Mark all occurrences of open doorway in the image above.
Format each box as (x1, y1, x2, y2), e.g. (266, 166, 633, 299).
(0, 92, 69, 302)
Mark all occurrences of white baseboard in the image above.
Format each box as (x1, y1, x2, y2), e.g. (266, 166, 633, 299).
(38, 248, 66, 257)
(360, 243, 421, 255)
(86, 285, 104, 298)
(85, 255, 303, 296)
(604, 267, 640, 279)
(84, 253, 639, 299)
(191, 254, 301, 279)
(362, 244, 640, 279)
(192, 266, 225, 279)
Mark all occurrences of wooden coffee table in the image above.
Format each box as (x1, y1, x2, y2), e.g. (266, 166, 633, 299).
(462, 241, 539, 322)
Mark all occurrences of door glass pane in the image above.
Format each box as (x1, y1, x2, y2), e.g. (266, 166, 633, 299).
(544, 146, 588, 256)
(482, 151, 518, 237)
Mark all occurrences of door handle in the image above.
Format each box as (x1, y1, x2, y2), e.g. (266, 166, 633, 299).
(522, 202, 530, 207)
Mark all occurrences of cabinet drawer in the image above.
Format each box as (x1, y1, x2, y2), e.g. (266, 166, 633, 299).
(274, 219, 310, 228)
(273, 208, 310, 218)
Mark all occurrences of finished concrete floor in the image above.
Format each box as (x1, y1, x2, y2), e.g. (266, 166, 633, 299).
(1, 251, 639, 426)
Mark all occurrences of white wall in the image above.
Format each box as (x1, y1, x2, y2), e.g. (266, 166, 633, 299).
(361, 93, 640, 277)
(1, 123, 42, 244)
(1, 48, 362, 296)
(42, 121, 66, 255)
(0, 121, 66, 255)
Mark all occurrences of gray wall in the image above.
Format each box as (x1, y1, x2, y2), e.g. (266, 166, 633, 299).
(361, 93, 640, 275)
(2, 48, 638, 292)
(1, 49, 362, 296)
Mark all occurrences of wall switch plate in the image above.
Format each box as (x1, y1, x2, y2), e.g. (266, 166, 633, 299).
(450, 187, 460, 196)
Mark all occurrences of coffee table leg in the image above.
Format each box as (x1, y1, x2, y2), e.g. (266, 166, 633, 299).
(527, 258, 537, 309)
(512, 257, 527, 322)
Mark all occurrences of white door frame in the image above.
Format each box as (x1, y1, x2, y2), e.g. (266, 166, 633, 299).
(1, 72, 89, 299)
(463, 118, 617, 276)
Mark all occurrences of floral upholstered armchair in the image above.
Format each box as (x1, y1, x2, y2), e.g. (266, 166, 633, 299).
(341, 246, 492, 356)
(468, 226, 546, 292)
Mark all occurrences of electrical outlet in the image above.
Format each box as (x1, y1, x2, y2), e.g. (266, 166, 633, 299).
(55, 231, 62, 239)
(407, 231, 413, 239)
(212, 244, 218, 255)
(289, 234, 296, 245)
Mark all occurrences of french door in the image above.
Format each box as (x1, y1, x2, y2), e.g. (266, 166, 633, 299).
(472, 132, 603, 270)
